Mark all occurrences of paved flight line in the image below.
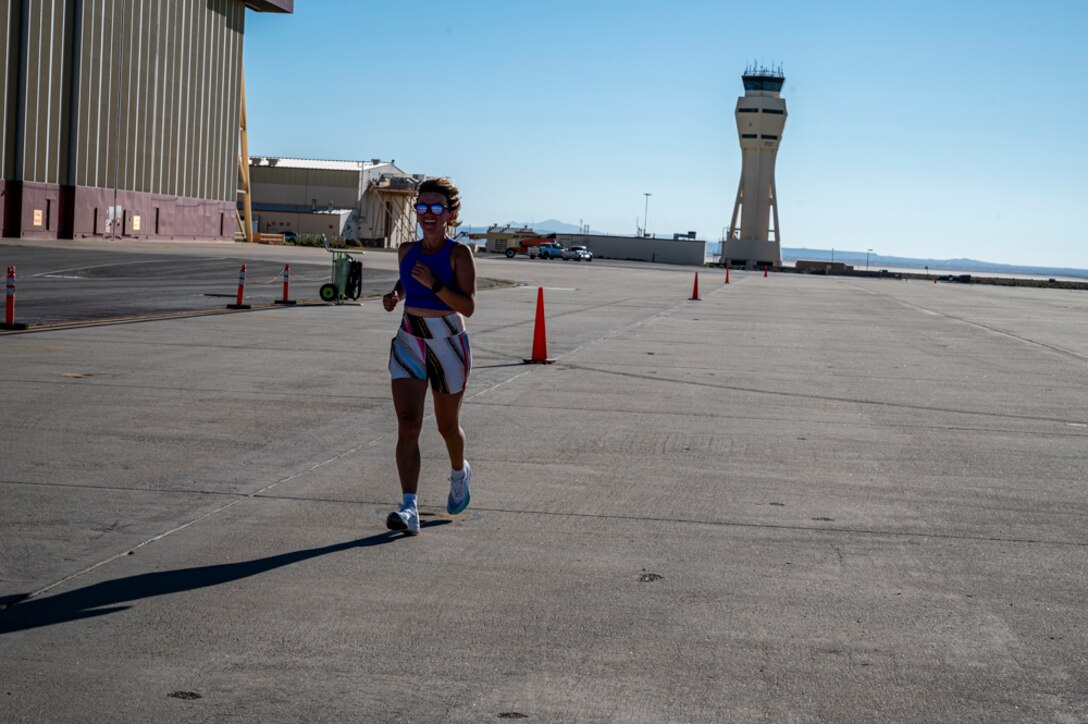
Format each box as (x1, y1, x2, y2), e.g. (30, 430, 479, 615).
(3, 257, 1087, 720)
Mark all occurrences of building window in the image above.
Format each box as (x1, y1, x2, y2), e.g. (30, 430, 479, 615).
(761, 134, 779, 139)
(737, 108, 758, 113)
(741, 134, 757, 138)
(763, 109, 785, 114)
(743, 78, 784, 93)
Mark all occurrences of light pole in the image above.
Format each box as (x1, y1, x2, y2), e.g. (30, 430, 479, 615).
(643, 193, 652, 237)
(866, 248, 873, 271)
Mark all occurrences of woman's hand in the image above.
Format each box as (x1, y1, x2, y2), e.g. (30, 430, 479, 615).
(411, 262, 435, 289)
(382, 290, 400, 312)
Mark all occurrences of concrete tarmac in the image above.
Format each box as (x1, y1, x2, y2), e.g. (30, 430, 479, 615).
(1, 244, 1087, 722)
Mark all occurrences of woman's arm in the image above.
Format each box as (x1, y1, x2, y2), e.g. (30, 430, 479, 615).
(382, 243, 413, 312)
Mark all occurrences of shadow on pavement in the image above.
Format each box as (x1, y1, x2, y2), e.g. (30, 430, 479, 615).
(0, 522, 448, 635)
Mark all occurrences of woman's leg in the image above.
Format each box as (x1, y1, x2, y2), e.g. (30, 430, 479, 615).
(392, 378, 429, 494)
(432, 389, 466, 470)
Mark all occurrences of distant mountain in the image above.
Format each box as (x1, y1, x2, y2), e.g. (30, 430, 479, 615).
(528, 219, 585, 234)
(780, 247, 1088, 278)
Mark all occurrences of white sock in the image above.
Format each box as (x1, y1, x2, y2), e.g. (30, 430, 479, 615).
(452, 463, 468, 480)
(403, 493, 417, 508)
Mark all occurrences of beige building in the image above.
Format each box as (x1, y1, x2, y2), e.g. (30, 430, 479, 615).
(725, 65, 787, 266)
(247, 157, 420, 247)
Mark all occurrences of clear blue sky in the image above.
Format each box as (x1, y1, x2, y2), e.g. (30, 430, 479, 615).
(245, 1, 1088, 269)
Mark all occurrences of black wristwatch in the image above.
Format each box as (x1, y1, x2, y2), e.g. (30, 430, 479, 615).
(430, 279, 444, 294)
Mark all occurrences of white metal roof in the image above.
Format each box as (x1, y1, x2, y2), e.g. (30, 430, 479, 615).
(248, 157, 398, 172)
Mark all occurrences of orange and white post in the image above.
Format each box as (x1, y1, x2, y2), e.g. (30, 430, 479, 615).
(4, 266, 14, 324)
(2, 265, 27, 330)
(274, 263, 296, 305)
(227, 263, 252, 310)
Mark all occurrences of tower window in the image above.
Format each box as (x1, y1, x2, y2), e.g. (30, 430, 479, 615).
(737, 108, 758, 113)
(741, 134, 757, 138)
(763, 109, 785, 114)
(743, 78, 785, 93)
(761, 134, 779, 140)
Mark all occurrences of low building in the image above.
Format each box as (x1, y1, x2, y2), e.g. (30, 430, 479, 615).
(246, 157, 421, 247)
(554, 234, 707, 266)
(795, 260, 854, 272)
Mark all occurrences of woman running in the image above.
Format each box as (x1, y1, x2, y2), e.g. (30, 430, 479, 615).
(382, 177, 476, 535)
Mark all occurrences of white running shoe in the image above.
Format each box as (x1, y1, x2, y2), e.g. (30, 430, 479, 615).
(386, 503, 420, 535)
(447, 461, 471, 515)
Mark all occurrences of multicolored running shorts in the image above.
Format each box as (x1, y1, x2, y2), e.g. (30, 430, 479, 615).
(389, 313, 472, 394)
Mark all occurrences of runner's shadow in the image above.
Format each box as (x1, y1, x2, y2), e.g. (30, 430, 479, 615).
(0, 521, 448, 635)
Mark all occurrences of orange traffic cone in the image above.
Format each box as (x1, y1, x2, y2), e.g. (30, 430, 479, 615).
(524, 287, 556, 364)
(690, 272, 700, 300)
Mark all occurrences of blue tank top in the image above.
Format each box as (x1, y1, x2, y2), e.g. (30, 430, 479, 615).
(400, 239, 457, 311)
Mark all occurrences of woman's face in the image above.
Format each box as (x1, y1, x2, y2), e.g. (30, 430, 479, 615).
(415, 191, 452, 236)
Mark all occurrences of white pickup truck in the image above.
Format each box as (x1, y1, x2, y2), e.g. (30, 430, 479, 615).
(561, 245, 593, 262)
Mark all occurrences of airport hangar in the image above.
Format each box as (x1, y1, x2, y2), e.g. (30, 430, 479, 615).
(1, 0, 293, 242)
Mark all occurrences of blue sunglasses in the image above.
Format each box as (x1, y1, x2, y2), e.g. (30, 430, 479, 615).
(414, 203, 447, 215)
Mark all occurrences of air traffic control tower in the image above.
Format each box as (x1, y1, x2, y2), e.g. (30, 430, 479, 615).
(725, 65, 787, 267)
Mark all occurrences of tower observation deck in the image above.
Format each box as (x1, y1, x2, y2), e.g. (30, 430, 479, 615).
(726, 64, 787, 266)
